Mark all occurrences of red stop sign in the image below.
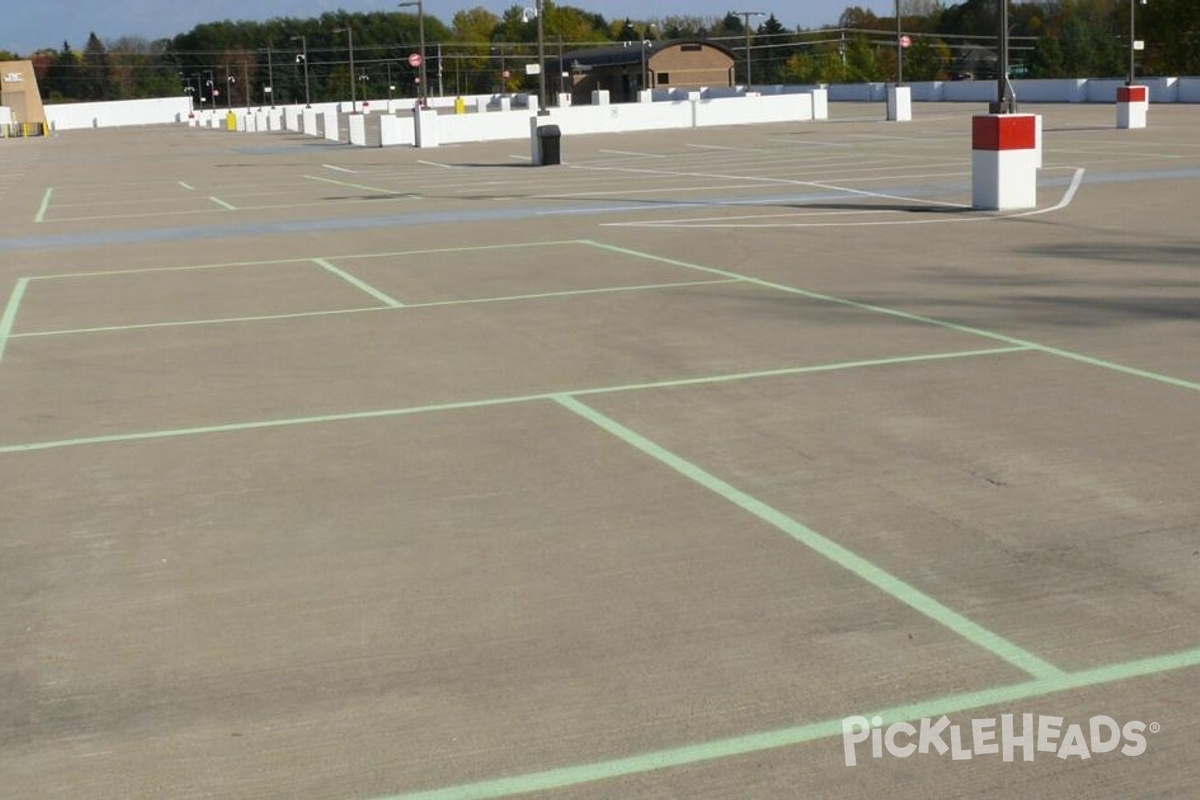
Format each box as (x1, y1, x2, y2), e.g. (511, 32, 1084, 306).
(408, 53, 423, 67)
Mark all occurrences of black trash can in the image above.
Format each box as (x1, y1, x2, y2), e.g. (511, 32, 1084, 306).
(537, 124, 562, 165)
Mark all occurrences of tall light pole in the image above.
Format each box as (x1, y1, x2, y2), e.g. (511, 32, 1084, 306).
(535, 0, 546, 110)
(1128, 0, 1146, 85)
(266, 45, 275, 108)
(896, 0, 903, 86)
(204, 70, 214, 106)
(639, 23, 656, 95)
(290, 35, 310, 107)
(993, 0, 1011, 113)
(398, 1, 427, 105)
(333, 26, 357, 112)
(732, 11, 765, 91)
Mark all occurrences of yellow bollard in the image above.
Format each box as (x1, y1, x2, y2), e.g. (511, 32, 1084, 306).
(226, 111, 237, 131)
(454, 96, 466, 115)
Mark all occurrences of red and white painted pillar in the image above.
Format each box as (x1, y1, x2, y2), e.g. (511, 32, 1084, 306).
(1117, 85, 1148, 129)
(971, 114, 1040, 211)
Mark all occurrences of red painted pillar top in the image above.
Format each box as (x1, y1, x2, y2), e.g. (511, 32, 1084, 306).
(1117, 86, 1148, 103)
(972, 114, 1037, 151)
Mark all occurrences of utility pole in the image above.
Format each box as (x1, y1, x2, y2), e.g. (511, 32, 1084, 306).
(333, 26, 357, 112)
(398, 2, 427, 105)
(732, 11, 765, 90)
(267, 45, 275, 108)
(994, 0, 1011, 113)
(290, 35, 310, 107)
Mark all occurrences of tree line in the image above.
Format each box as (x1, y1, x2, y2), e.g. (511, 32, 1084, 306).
(5, 0, 1197, 105)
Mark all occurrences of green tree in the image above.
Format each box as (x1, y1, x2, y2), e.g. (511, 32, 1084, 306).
(904, 36, 952, 80)
(754, 14, 791, 85)
(81, 33, 110, 101)
(42, 41, 79, 101)
(844, 35, 878, 82)
(1029, 32, 1066, 78)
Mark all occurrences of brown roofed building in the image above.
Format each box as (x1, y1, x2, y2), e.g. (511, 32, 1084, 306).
(554, 40, 736, 105)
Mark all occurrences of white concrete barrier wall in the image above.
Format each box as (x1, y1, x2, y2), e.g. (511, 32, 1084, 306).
(1012, 79, 1088, 103)
(348, 114, 366, 146)
(379, 114, 414, 146)
(694, 94, 812, 127)
(942, 82, 997, 102)
(1087, 79, 1127, 103)
(1144, 77, 1179, 102)
(322, 110, 339, 141)
(0, 107, 13, 125)
(46, 96, 192, 130)
(29, 80, 1200, 133)
(811, 89, 828, 120)
(437, 108, 534, 143)
(887, 86, 912, 121)
(907, 82, 942, 101)
(828, 84, 873, 102)
(414, 108, 440, 148)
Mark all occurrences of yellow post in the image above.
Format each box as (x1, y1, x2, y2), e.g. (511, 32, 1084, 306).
(225, 111, 237, 131)
(454, 96, 466, 115)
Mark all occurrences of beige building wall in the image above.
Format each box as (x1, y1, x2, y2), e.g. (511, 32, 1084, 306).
(648, 46, 734, 90)
(1, 60, 48, 125)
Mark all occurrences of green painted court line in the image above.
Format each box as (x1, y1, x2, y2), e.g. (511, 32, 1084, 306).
(0, 346, 1023, 455)
(34, 187, 53, 223)
(179, 181, 195, 191)
(208, 196, 237, 211)
(377, 645, 1200, 800)
(313, 258, 403, 308)
(581, 241, 1200, 394)
(11, 305, 390, 338)
(569, 345, 1033, 398)
(0, 278, 29, 372)
(554, 395, 1064, 681)
(11, 279, 745, 339)
(30, 240, 592, 281)
(303, 173, 419, 197)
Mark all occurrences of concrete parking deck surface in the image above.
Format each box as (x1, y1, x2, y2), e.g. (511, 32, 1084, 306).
(1, 102, 1198, 799)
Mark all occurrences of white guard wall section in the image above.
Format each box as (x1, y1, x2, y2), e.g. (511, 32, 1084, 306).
(887, 86, 912, 121)
(46, 97, 191, 130)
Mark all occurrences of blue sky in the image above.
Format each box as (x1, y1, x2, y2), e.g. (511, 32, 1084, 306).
(1, 0, 896, 55)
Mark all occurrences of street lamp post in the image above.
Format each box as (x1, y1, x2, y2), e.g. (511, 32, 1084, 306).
(536, 0, 546, 110)
(398, 2, 427, 106)
(290, 35, 310, 107)
(1128, 0, 1147, 85)
(896, 0, 903, 86)
(553, 36, 565, 101)
(732, 11, 765, 91)
(204, 70, 214, 106)
(639, 24, 656, 95)
(226, 73, 235, 110)
(994, 0, 1013, 113)
(266, 45, 275, 108)
(332, 27, 357, 112)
